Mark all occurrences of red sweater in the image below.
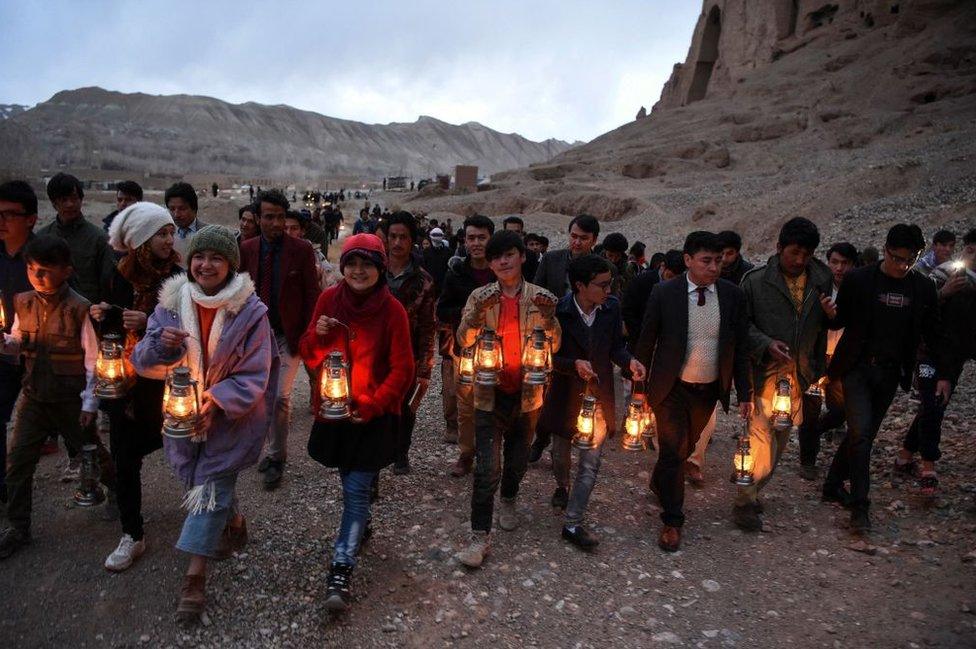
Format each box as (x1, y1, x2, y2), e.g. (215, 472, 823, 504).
(299, 283, 414, 423)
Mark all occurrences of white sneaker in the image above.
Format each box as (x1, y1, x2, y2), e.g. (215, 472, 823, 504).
(455, 531, 490, 569)
(104, 534, 146, 572)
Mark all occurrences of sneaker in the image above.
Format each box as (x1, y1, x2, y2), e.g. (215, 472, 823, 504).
(732, 503, 762, 532)
(498, 499, 519, 531)
(799, 464, 818, 481)
(104, 534, 146, 572)
(101, 489, 120, 521)
(850, 508, 871, 534)
(918, 472, 939, 498)
(550, 487, 568, 510)
(325, 562, 354, 611)
(450, 455, 473, 478)
(562, 525, 599, 552)
(393, 459, 411, 475)
(61, 456, 82, 483)
(821, 484, 853, 509)
(0, 527, 30, 560)
(176, 574, 206, 623)
(455, 531, 490, 568)
(263, 460, 283, 490)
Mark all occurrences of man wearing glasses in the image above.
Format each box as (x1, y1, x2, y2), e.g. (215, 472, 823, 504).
(823, 224, 948, 534)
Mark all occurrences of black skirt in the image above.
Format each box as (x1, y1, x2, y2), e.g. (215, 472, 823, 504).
(307, 414, 397, 472)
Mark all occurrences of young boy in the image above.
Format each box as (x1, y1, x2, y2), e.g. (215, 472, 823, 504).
(0, 235, 114, 559)
(538, 254, 645, 551)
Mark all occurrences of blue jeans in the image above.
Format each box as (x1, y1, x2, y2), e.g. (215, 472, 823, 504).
(556, 437, 604, 527)
(333, 469, 377, 567)
(175, 473, 239, 558)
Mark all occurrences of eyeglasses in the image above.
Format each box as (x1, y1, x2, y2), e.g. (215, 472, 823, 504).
(0, 210, 30, 221)
(885, 247, 920, 268)
(589, 280, 613, 290)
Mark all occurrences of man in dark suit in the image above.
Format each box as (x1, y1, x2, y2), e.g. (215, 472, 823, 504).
(240, 189, 321, 488)
(635, 231, 753, 552)
(823, 224, 948, 533)
(621, 249, 685, 350)
(532, 214, 600, 299)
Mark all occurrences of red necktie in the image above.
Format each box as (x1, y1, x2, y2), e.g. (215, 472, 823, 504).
(696, 286, 707, 306)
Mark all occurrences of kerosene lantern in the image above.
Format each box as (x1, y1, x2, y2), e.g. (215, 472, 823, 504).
(770, 376, 793, 432)
(473, 328, 503, 386)
(162, 366, 201, 438)
(94, 333, 131, 399)
(319, 350, 352, 420)
(573, 394, 599, 450)
(73, 443, 105, 507)
(457, 345, 475, 385)
(730, 424, 755, 486)
(621, 396, 648, 451)
(521, 326, 553, 386)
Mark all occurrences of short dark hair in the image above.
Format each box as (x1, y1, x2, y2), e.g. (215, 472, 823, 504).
(539, 236, 550, 247)
(164, 182, 197, 211)
(663, 249, 687, 274)
(256, 188, 289, 215)
(116, 180, 143, 201)
(24, 235, 72, 267)
(932, 229, 956, 245)
(826, 242, 858, 263)
(46, 173, 84, 202)
(602, 232, 628, 253)
(860, 246, 880, 265)
(285, 209, 305, 222)
(629, 241, 646, 257)
(503, 216, 525, 230)
(649, 252, 666, 266)
(777, 217, 820, 251)
(716, 230, 743, 252)
(463, 214, 495, 235)
(568, 214, 600, 238)
(963, 228, 976, 246)
(683, 231, 722, 256)
(238, 204, 256, 219)
(485, 230, 525, 261)
(524, 233, 541, 244)
(568, 254, 613, 292)
(886, 224, 925, 252)
(382, 211, 419, 241)
(0, 180, 38, 215)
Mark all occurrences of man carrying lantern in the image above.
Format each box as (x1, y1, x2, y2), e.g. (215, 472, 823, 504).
(537, 254, 645, 551)
(634, 231, 753, 553)
(732, 217, 833, 531)
(454, 230, 561, 568)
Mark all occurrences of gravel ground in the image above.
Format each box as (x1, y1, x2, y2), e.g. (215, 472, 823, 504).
(1, 360, 974, 648)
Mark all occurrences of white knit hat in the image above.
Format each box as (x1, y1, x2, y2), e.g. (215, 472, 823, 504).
(109, 202, 175, 252)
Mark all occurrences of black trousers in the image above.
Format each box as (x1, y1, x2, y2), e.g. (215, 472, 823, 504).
(652, 380, 718, 527)
(394, 392, 417, 465)
(0, 361, 24, 493)
(798, 377, 846, 466)
(902, 363, 960, 462)
(825, 362, 900, 511)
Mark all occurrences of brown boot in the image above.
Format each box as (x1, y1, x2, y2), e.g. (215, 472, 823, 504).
(177, 574, 206, 623)
(215, 517, 248, 560)
(450, 455, 473, 478)
(658, 525, 681, 553)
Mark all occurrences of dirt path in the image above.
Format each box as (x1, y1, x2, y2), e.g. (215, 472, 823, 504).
(1, 365, 974, 648)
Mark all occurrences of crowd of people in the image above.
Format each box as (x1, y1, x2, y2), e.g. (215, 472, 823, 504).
(0, 172, 973, 624)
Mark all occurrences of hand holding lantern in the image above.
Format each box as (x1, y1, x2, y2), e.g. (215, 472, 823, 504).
(770, 376, 793, 432)
(319, 350, 352, 419)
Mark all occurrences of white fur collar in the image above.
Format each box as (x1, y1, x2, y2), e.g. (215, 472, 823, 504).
(158, 272, 255, 315)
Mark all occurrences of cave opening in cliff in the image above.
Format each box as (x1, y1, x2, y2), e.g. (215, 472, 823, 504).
(687, 5, 722, 103)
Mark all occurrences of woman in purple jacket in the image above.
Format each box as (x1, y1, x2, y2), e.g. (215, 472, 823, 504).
(131, 225, 277, 624)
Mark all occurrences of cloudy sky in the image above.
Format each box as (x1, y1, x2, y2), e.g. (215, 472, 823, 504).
(1, 1, 700, 143)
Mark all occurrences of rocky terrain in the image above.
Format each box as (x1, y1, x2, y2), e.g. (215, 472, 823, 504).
(0, 88, 576, 181)
(0, 104, 28, 120)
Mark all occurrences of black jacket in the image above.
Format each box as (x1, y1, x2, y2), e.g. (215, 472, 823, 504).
(423, 246, 454, 294)
(537, 294, 632, 439)
(828, 264, 945, 389)
(941, 287, 976, 380)
(621, 267, 661, 349)
(634, 275, 752, 411)
(435, 257, 494, 354)
(722, 256, 755, 285)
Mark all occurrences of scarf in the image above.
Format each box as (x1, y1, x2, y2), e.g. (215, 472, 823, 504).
(332, 279, 393, 325)
(118, 244, 180, 313)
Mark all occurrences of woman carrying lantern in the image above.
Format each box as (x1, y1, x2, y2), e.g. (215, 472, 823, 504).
(537, 254, 645, 552)
(131, 225, 277, 623)
(298, 233, 414, 611)
(89, 202, 183, 573)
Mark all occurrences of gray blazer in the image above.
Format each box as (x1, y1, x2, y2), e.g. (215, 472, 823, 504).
(532, 248, 573, 298)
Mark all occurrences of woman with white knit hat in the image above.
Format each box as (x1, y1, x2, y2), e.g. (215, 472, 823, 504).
(90, 201, 183, 572)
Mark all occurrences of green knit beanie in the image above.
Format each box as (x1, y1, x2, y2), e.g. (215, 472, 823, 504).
(185, 225, 240, 270)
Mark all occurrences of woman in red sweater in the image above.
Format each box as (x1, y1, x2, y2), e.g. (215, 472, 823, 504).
(299, 233, 414, 611)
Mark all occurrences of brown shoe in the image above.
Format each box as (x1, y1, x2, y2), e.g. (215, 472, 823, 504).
(658, 525, 681, 552)
(177, 574, 206, 623)
(215, 517, 248, 560)
(685, 462, 705, 487)
(450, 455, 473, 478)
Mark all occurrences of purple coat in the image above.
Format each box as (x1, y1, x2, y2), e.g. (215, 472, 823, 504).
(131, 274, 278, 488)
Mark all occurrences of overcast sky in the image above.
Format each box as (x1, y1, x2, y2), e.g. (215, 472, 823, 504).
(1, 1, 700, 143)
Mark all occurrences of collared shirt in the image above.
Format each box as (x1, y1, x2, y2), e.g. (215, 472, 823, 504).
(386, 261, 414, 294)
(573, 296, 600, 328)
(680, 275, 720, 383)
(177, 218, 201, 240)
(783, 270, 808, 313)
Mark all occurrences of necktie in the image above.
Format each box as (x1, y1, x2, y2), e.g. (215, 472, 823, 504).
(178, 227, 190, 240)
(259, 246, 274, 307)
(696, 286, 707, 306)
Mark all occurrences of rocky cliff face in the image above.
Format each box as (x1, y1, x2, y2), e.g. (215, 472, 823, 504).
(0, 104, 28, 120)
(0, 88, 575, 180)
